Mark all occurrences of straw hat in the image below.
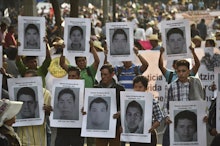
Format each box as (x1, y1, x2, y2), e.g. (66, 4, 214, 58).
(93, 40, 104, 51)
(149, 34, 159, 41)
(52, 39, 64, 46)
(0, 99, 23, 126)
(192, 35, 202, 41)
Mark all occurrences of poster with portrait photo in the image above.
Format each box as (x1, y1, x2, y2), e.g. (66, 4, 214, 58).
(169, 101, 207, 146)
(161, 19, 190, 60)
(7, 77, 44, 127)
(63, 18, 91, 57)
(50, 79, 84, 128)
(120, 91, 153, 143)
(106, 22, 134, 62)
(81, 88, 117, 138)
(18, 16, 46, 56)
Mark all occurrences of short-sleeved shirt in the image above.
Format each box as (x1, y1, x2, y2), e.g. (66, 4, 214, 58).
(115, 64, 141, 89)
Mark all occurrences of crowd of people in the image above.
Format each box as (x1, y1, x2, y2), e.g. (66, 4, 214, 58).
(0, 0, 220, 146)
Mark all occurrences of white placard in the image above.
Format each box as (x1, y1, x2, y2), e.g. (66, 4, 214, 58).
(161, 19, 190, 60)
(106, 22, 134, 62)
(217, 91, 220, 132)
(120, 91, 153, 143)
(169, 101, 207, 146)
(50, 79, 84, 128)
(18, 16, 46, 56)
(7, 77, 44, 126)
(81, 88, 117, 138)
(63, 18, 91, 57)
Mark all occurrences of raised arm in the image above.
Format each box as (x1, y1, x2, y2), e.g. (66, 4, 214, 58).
(133, 47, 149, 73)
(59, 53, 68, 72)
(190, 46, 200, 74)
(158, 47, 167, 76)
(90, 40, 100, 71)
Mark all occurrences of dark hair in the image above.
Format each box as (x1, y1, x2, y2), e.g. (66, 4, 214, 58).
(126, 100, 143, 116)
(205, 39, 216, 47)
(133, 75, 149, 88)
(174, 110, 197, 131)
(112, 29, 127, 41)
(100, 64, 114, 74)
(24, 56, 37, 63)
(69, 26, 83, 37)
(24, 69, 38, 77)
(6, 48, 17, 60)
(89, 97, 108, 111)
(25, 24, 39, 34)
(17, 87, 36, 101)
(58, 88, 76, 102)
(167, 28, 184, 40)
(75, 56, 86, 63)
(68, 66, 81, 76)
(176, 59, 190, 69)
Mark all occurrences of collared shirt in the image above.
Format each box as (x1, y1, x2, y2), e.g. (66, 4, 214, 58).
(152, 98, 164, 123)
(163, 80, 190, 117)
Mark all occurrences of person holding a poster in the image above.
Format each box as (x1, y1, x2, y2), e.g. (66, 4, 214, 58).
(158, 46, 200, 84)
(174, 110, 197, 142)
(87, 97, 109, 130)
(68, 26, 84, 51)
(55, 66, 84, 146)
(24, 23, 40, 49)
(104, 46, 148, 89)
(127, 75, 163, 146)
(94, 64, 125, 146)
(16, 70, 52, 146)
(125, 100, 144, 134)
(162, 59, 205, 146)
(166, 27, 187, 55)
(16, 38, 51, 87)
(110, 28, 130, 55)
(60, 39, 100, 88)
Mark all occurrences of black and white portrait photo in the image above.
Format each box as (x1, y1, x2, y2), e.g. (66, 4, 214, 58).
(53, 87, 79, 120)
(67, 25, 85, 51)
(174, 110, 197, 142)
(7, 76, 45, 127)
(161, 19, 190, 60)
(110, 28, 130, 55)
(18, 16, 46, 56)
(166, 27, 187, 55)
(124, 100, 144, 134)
(86, 96, 110, 130)
(24, 23, 40, 50)
(15, 86, 39, 119)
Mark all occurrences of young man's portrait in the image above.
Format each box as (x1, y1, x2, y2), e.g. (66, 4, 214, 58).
(110, 28, 130, 55)
(68, 25, 85, 51)
(54, 87, 79, 120)
(87, 97, 110, 130)
(166, 27, 187, 55)
(174, 110, 197, 142)
(24, 23, 40, 49)
(16, 86, 39, 119)
(125, 100, 144, 134)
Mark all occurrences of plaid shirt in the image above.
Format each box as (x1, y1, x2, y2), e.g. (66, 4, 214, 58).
(152, 98, 164, 122)
(163, 80, 190, 117)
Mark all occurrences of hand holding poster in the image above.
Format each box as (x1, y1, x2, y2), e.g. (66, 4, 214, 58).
(120, 91, 153, 143)
(81, 88, 117, 138)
